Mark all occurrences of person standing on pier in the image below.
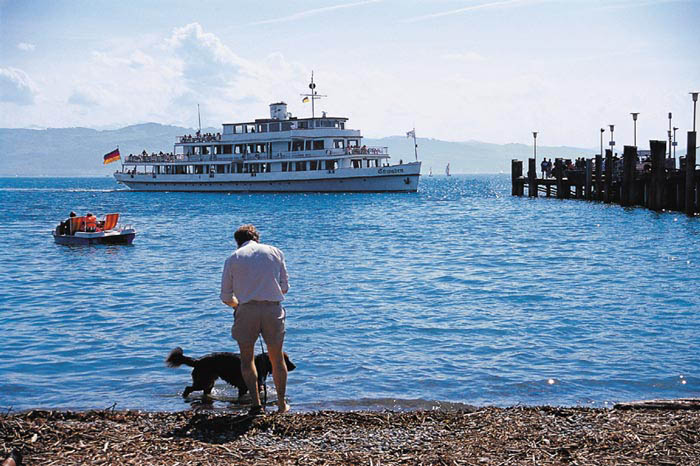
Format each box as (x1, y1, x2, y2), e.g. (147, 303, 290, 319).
(541, 159, 547, 179)
(220, 224, 291, 415)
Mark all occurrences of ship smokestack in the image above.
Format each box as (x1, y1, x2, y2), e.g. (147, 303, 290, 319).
(269, 102, 288, 120)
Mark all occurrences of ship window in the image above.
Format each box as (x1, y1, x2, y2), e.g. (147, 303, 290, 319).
(281, 162, 288, 172)
(305, 141, 312, 150)
(269, 123, 280, 132)
(246, 124, 256, 133)
(348, 140, 358, 147)
(299, 121, 308, 129)
(292, 140, 304, 151)
(334, 140, 344, 149)
(352, 159, 361, 169)
(281, 121, 292, 131)
(258, 124, 267, 133)
(223, 145, 232, 154)
(237, 163, 243, 173)
(217, 165, 225, 173)
(325, 160, 337, 170)
(310, 161, 317, 170)
(295, 161, 306, 171)
(340, 122, 345, 129)
(312, 140, 324, 150)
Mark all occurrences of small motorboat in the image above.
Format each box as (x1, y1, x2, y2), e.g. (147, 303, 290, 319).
(53, 213, 136, 246)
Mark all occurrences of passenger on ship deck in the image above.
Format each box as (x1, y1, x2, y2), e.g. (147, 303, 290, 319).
(220, 224, 291, 415)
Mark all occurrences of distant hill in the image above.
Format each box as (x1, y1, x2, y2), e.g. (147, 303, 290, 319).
(0, 123, 596, 176)
(363, 136, 596, 175)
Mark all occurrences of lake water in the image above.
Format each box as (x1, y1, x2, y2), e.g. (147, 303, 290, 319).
(0, 175, 698, 413)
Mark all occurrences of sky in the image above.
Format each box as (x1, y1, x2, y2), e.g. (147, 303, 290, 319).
(1, 0, 698, 148)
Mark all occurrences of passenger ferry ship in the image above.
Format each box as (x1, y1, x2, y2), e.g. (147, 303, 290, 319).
(114, 79, 420, 192)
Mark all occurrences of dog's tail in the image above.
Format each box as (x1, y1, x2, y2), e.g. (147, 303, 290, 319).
(165, 347, 197, 368)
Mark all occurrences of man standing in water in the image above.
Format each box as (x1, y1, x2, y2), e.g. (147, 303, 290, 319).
(220, 224, 290, 414)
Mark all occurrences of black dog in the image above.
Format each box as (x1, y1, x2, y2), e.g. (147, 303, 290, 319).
(166, 347, 296, 399)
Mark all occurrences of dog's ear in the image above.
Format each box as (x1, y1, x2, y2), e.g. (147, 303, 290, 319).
(284, 352, 296, 371)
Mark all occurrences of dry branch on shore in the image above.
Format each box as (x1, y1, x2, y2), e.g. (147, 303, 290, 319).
(2, 406, 699, 465)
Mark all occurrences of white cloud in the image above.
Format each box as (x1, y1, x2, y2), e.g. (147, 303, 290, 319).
(166, 22, 253, 88)
(0, 67, 38, 105)
(17, 42, 36, 51)
(40, 23, 311, 129)
(68, 89, 101, 107)
(92, 50, 154, 70)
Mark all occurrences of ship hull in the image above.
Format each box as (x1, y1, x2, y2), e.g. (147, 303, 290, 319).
(115, 163, 421, 192)
(53, 230, 136, 246)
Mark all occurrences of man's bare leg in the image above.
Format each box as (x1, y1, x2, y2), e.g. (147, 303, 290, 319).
(266, 341, 290, 413)
(238, 342, 261, 409)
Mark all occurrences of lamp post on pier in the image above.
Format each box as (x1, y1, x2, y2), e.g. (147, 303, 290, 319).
(608, 124, 615, 157)
(533, 132, 538, 159)
(691, 92, 699, 132)
(668, 112, 673, 159)
(673, 126, 678, 158)
(600, 128, 605, 157)
(630, 113, 639, 147)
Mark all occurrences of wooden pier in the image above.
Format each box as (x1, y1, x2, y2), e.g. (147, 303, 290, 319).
(511, 133, 699, 216)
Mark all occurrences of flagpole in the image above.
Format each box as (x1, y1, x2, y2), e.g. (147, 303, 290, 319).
(412, 127, 418, 161)
(197, 104, 201, 134)
(301, 72, 326, 127)
(311, 71, 315, 121)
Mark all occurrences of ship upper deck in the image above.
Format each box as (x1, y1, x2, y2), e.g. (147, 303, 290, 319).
(176, 117, 358, 146)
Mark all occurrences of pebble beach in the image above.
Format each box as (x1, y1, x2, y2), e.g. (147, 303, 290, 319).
(2, 405, 699, 465)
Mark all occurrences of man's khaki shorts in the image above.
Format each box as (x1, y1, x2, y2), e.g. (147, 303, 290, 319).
(232, 300, 286, 346)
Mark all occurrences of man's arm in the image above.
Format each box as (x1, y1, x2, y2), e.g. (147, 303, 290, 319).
(220, 259, 239, 308)
(278, 249, 289, 295)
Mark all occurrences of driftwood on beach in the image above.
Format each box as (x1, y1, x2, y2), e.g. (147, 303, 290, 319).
(2, 405, 699, 465)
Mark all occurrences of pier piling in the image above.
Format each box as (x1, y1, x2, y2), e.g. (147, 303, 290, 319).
(621, 145, 637, 207)
(686, 132, 697, 216)
(595, 154, 603, 201)
(604, 150, 613, 203)
(511, 159, 523, 196)
(528, 158, 538, 197)
(650, 141, 667, 211)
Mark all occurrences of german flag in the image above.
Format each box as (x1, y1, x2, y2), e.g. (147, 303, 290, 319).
(103, 148, 120, 165)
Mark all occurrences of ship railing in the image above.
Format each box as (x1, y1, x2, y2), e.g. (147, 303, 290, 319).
(343, 146, 388, 156)
(124, 146, 390, 164)
(267, 147, 390, 160)
(125, 154, 187, 163)
(177, 133, 222, 143)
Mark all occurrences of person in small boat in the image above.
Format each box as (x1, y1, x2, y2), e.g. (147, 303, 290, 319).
(85, 213, 98, 232)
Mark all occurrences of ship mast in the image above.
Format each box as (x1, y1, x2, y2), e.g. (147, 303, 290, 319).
(300, 71, 326, 127)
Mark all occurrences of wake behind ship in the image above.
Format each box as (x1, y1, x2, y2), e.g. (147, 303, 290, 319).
(114, 79, 420, 192)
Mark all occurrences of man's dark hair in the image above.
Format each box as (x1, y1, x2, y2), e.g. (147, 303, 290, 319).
(234, 224, 260, 247)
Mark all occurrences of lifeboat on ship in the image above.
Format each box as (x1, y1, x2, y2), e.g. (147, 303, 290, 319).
(52, 213, 136, 246)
